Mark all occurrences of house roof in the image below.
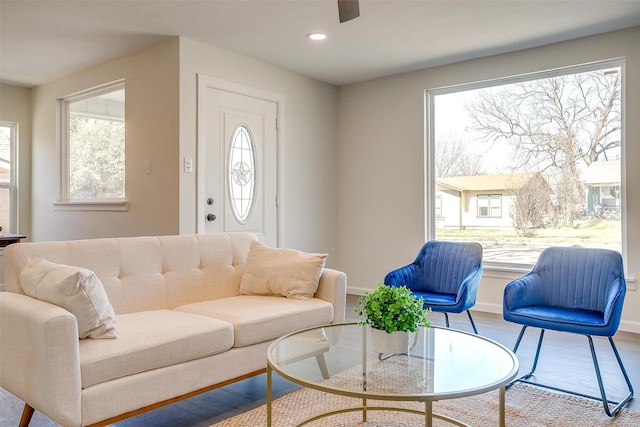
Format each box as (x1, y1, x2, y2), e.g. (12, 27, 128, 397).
(436, 172, 540, 192)
(582, 161, 620, 185)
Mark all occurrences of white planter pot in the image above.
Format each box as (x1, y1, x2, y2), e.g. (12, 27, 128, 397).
(369, 327, 417, 355)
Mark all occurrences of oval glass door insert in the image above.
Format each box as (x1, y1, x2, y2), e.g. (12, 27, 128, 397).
(228, 124, 256, 224)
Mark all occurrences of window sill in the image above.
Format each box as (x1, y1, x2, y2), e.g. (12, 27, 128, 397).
(53, 200, 129, 212)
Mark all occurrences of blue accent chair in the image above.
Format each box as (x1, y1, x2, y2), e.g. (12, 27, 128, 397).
(384, 240, 483, 334)
(503, 246, 633, 416)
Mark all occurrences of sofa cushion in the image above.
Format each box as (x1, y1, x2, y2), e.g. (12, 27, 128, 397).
(19, 258, 117, 339)
(174, 295, 334, 348)
(239, 240, 328, 299)
(79, 310, 233, 388)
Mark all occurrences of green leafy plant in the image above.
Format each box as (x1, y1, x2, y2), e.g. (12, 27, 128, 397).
(354, 283, 431, 333)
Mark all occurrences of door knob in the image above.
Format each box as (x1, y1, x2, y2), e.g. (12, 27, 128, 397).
(206, 213, 216, 222)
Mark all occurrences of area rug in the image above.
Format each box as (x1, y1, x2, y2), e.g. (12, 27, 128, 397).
(211, 382, 640, 426)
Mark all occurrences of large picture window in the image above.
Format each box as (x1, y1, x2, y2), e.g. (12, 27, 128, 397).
(57, 81, 126, 210)
(429, 60, 623, 267)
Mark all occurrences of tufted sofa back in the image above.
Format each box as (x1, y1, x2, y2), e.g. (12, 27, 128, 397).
(3, 232, 257, 314)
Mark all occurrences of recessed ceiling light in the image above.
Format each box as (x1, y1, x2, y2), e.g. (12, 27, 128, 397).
(307, 33, 327, 41)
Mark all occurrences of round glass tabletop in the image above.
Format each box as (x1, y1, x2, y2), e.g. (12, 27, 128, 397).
(267, 322, 519, 401)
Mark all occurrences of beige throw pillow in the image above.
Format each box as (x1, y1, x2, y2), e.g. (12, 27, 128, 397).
(19, 259, 117, 339)
(239, 240, 328, 300)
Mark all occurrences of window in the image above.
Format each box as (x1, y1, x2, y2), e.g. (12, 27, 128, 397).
(0, 122, 17, 232)
(429, 60, 623, 267)
(477, 194, 501, 218)
(58, 81, 126, 210)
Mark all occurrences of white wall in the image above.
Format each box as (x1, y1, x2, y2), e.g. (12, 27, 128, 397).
(0, 83, 31, 240)
(27, 37, 339, 265)
(30, 40, 181, 241)
(337, 27, 640, 332)
(177, 38, 339, 259)
(0, 84, 32, 288)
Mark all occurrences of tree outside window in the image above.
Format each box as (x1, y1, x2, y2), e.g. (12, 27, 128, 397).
(431, 62, 622, 266)
(60, 81, 125, 203)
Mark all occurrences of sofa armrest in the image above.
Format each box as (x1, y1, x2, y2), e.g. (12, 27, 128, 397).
(0, 292, 82, 427)
(314, 268, 347, 323)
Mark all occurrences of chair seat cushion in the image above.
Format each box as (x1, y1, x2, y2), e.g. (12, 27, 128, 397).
(505, 305, 609, 336)
(79, 310, 233, 388)
(174, 295, 334, 347)
(411, 291, 458, 313)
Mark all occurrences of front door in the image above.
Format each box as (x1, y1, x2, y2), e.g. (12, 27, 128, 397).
(198, 77, 278, 246)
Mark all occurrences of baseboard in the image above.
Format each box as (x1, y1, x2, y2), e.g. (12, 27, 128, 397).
(619, 319, 640, 334)
(472, 302, 502, 315)
(347, 286, 367, 296)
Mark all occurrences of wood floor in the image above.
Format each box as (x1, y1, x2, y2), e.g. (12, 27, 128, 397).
(2, 294, 640, 426)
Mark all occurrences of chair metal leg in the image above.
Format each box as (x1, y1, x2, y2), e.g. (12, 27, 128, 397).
(507, 326, 545, 389)
(588, 336, 634, 417)
(508, 327, 634, 417)
(466, 310, 478, 334)
(442, 311, 478, 334)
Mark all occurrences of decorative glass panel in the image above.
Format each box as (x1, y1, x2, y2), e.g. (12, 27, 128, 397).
(228, 125, 256, 224)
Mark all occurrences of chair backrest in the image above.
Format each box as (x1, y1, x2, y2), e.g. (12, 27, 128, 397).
(411, 240, 483, 294)
(533, 246, 625, 312)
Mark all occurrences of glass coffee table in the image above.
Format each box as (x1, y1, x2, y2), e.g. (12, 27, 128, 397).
(267, 323, 518, 427)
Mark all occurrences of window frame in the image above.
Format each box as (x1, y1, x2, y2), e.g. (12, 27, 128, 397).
(55, 80, 128, 211)
(0, 121, 18, 233)
(425, 58, 626, 272)
(477, 194, 502, 218)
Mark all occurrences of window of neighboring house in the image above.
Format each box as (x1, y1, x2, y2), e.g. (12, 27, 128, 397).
(435, 194, 443, 218)
(428, 60, 623, 268)
(0, 122, 17, 233)
(477, 194, 501, 218)
(57, 81, 126, 210)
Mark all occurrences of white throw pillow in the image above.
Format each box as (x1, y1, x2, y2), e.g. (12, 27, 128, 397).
(239, 240, 328, 300)
(19, 259, 117, 339)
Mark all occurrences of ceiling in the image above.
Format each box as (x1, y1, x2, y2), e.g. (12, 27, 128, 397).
(2, 0, 640, 87)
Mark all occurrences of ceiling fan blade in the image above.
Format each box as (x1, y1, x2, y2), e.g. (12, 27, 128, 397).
(338, 0, 360, 23)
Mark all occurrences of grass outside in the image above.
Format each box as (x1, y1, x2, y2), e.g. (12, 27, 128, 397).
(436, 219, 622, 264)
(437, 219, 621, 245)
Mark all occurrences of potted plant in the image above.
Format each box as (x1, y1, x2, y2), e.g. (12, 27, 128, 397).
(354, 283, 431, 355)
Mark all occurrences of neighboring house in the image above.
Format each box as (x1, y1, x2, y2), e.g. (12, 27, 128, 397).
(582, 160, 621, 218)
(435, 172, 551, 230)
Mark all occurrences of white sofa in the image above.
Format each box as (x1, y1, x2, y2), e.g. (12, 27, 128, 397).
(0, 232, 347, 427)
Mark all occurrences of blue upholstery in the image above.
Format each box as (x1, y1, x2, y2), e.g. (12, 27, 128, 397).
(385, 240, 483, 332)
(503, 246, 625, 336)
(503, 246, 633, 416)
